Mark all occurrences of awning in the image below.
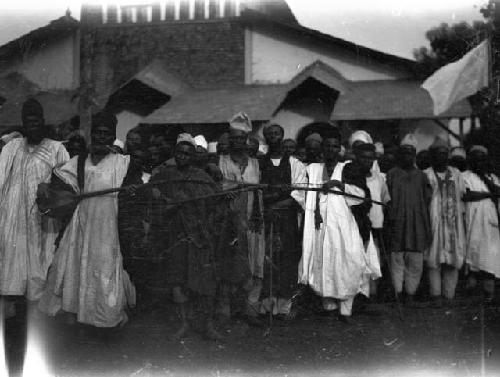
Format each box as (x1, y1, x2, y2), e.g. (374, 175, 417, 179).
(331, 80, 472, 121)
(143, 84, 290, 124)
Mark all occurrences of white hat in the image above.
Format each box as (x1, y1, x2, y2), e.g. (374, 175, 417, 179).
(469, 145, 488, 155)
(176, 133, 196, 147)
(400, 134, 418, 149)
(207, 141, 218, 154)
(194, 135, 208, 150)
(450, 147, 466, 159)
(374, 142, 384, 155)
(113, 139, 124, 149)
(229, 112, 252, 133)
(349, 130, 373, 147)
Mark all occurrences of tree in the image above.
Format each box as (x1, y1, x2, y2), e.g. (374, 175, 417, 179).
(413, 3, 500, 171)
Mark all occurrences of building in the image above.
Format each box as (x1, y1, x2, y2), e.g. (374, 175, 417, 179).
(0, 12, 80, 133)
(0, 1, 473, 148)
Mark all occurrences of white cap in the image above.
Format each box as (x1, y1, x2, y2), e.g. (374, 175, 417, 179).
(207, 141, 218, 154)
(194, 135, 208, 150)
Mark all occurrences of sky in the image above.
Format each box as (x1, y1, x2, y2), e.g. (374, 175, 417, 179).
(0, 0, 487, 59)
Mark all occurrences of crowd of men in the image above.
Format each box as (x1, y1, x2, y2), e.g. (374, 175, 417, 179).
(0, 98, 498, 341)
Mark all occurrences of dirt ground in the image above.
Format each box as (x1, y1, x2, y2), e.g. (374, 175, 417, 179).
(4, 286, 500, 377)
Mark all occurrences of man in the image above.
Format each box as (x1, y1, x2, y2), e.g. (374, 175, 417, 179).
(416, 149, 431, 170)
(247, 137, 260, 159)
(423, 137, 465, 307)
(462, 145, 500, 303)
(0, 98, 69, 318)
(219, 112, 264, 323)
(283, 138, 297, 156)
(299, 127, 371, 323)
(217, 132, 230, 156)
(304, 133, 323, 164)
(449, 147, 467, 172)
(39, 112, 136, 328)
(386, 134, 432, 307)
(294, 146, 307, 163)
(349, 143, 387, 299)
(64, 134, 87, 158)
(151, 133, 226, 340)
(153, 132, 174, 164)
(125, 128, 143, 154)
(260, 123, 306, 316)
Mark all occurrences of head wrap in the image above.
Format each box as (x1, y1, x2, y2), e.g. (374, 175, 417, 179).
(207, 141, 218, 154)
(21, 98, 44, 120)
(400, 133, 418, 149)
(349, 130, 373, 147)
(305, 133, 322, 145)
(194, 135, 208, 150)
(450, 147, 466, 159)
(176, 133, 196, 147)
(113, 139, 124, 149)
(374, 142, 384, 155)
(91, 112, 117, 135)
(229, 112, 252, 133)
(469, 145, 488, 155)
(429, 136, 448, 150)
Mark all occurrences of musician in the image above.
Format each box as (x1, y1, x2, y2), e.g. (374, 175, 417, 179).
(259, 123, 306, 317)
(0, 98, 69, 319)
(150, 133, 228, 340)
(39, 111, 137, 328)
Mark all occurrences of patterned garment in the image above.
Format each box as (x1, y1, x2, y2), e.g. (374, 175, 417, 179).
(423, 167, 465, 269)
(0, 138, 69, 300)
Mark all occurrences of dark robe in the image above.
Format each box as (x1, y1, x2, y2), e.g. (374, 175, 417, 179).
(260, 155, 301, 299)
(386, 166, 432, 253)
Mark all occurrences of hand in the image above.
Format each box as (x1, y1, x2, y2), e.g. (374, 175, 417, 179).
(322, 180, 344, 192)
(124, 184, 141, 196)
(37, 183, 51, 200)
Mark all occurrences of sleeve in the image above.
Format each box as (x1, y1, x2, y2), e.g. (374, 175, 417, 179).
(0, 139, 19, 192)
(290, 157, 307, 209)
(53, 156, 79, 193)
(55, 143, 70, 167)
(342, 162, 367, 206)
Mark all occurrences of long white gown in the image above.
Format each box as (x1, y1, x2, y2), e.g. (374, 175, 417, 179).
(0, 137, 69, 300)
(462, 171, 500, 278)
(39, 153, 135, 327)
(299, 162, 380, 301)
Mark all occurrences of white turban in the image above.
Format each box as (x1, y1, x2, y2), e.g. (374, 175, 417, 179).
(229, 112, 252, 133)
(450, 147, 466, 159)
(194, 135, 208, 150)
(469, 145, 488, 155)
(176, 133, 196, 147)
(349, 130, 373, 147)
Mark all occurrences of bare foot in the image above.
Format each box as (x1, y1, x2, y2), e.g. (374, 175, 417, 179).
(170, 322, 190, 341)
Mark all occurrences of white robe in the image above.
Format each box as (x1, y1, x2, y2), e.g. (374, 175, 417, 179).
(0, 138, 69, 300)
(462, 171, 500, 277)
(39, 154, 135, 327)
(299, 162, 380, 300)
(423, 167, 465, 270)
